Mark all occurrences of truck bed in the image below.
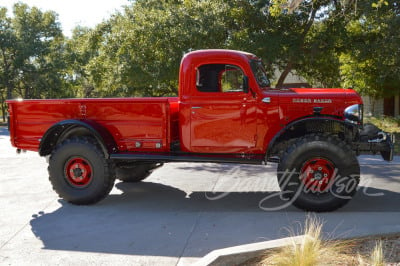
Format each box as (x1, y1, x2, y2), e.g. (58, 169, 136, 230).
(7, 97, 180, 153)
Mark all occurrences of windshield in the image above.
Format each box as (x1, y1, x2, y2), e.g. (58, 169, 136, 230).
(250, 60, 270, 88)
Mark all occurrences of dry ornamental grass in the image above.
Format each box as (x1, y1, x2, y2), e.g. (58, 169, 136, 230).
(240, 216, 400, 266)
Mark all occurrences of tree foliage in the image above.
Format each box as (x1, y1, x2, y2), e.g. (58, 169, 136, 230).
(340, 0, 400, 97)
(0, 3, 70, 120)
(72, 0, 239, 97)
(0, 0, 399, 118)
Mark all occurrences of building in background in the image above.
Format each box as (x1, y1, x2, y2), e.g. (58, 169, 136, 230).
(363, 95, 400, 117)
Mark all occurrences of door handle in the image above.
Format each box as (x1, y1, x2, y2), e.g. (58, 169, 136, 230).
(191, 106, 202, 109)
(262, 97, 271, 103)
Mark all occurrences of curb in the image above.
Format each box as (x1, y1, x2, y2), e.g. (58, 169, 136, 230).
(192, 232, 400, 266)
(192, 235, 305, 266)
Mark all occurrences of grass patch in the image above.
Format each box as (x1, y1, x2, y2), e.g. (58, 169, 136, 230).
(240, 216, 391, 266)
(370, 241, 384, 266)
(365, 116, 400, 155)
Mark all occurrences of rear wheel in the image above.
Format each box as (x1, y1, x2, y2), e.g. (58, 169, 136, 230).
(48, 137, 115, 205)
(116, 163, 163, 182)
(277, 134, 360, 212)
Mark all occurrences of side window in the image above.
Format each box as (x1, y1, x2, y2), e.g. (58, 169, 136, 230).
(221, 65, 244, 92)
(196, 64, 245, 93)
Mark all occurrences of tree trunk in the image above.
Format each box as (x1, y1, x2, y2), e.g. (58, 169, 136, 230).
(275, 7, 317, 88)
(276, 61, 293, 88)
(1, 103, 5, 122)
(6, 84, 12, 99)
(1, 94, 6, 122)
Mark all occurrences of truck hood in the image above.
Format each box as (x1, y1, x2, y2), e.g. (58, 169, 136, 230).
(287, 87, 359, 96)
(263, 87, 363, 122)
(285, 87, 362, 105)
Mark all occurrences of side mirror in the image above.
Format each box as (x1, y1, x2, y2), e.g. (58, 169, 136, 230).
(243, 76, 249, 93)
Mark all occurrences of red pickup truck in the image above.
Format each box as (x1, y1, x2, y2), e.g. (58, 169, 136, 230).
(7, 49, 394, 211)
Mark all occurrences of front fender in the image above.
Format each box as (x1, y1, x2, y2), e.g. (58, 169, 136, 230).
(266, 116, 358, 160)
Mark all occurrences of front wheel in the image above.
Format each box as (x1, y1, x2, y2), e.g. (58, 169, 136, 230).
(277, 134, 360, 212)
(48, 137, 115, 205)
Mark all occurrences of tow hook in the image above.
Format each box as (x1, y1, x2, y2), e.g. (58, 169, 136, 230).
(368, 132, 387, 143)
(357, 125, 395, 161)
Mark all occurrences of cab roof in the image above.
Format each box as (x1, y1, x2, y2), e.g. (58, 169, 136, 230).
(182, 49, 259, 62)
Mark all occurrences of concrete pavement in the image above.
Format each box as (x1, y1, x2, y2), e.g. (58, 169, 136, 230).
(0, 126, 399, 265)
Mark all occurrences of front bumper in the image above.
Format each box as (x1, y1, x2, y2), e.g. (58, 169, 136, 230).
(355, 126, 395, 161)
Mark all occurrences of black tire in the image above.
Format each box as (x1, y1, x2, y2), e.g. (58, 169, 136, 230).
(277, 134, 360, 212)
(48, 137, 115, 205)
(116, 163, 163, 182)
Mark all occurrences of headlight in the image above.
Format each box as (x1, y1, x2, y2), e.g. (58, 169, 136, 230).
(344, 104, 363, 125)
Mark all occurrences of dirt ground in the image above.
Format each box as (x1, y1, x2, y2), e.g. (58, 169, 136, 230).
(352, 234, 400, 265)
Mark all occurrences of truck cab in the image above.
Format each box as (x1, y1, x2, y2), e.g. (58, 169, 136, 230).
(179, 50, 263, 154)
(177, 50, 378, 162)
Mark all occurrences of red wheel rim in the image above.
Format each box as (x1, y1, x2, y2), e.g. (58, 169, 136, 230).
(65, 157, 93, 188)
(300, 158, 335, 192)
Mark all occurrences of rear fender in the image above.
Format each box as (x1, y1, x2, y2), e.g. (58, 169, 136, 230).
(39, 119, 118, 157)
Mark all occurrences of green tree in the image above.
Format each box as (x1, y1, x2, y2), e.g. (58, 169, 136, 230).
(339, 0, 400, 98)
(11, 3, 68, 98)
(64, 26, 104, 98)
(0, 7, 15, 120)
(76, 0, 240, 97)
(70, 0, 352, 95)
(0, 3, 69, 121)
(3, 0, 395, 108)
(265, 0, 400, 98)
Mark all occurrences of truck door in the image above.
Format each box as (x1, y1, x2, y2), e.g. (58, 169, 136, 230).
(189, 63, 257, 153)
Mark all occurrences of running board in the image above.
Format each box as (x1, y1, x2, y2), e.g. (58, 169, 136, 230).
(110, 153, 264, 165)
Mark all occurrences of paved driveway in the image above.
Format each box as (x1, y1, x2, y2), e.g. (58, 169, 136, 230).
(1, 127, 399, 265)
